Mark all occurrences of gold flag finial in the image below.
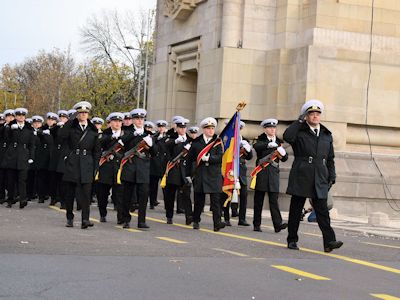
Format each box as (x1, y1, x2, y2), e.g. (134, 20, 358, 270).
(236, 101, 247, 112)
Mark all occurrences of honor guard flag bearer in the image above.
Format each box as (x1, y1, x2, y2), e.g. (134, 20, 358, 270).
(220, 110, 242, 207)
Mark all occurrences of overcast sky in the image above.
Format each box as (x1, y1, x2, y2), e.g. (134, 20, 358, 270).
(0, 0, 157, 67)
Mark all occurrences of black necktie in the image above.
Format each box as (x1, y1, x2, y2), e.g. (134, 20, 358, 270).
(314, 129, 318, 136)
(82, 125, 86, 131)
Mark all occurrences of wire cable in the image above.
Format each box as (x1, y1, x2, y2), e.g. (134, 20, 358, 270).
(364, 0, 400, 212)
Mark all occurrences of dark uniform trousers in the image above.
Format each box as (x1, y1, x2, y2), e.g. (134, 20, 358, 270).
(65, 182, 91, 221)
(193, 192, 221, 225)
(253, 191, 282, 229)
(223, 184, 248, 222)
(96, 182, 123, 221)
(122, 182, 148, 224)
(164, 184, 192, 219)
(176, 187, 185, 212)
(149, 175, 165, 206)
(288, 195, 336, 248)
(6, 169, 27, 204)
(26, 169, 37, 199)
(36, 169, 49, 200)
(49, 171, 67, 206)
(0, 168, 6, 200)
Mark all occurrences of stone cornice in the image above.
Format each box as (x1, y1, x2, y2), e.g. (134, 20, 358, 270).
(163, 0, 207, 21)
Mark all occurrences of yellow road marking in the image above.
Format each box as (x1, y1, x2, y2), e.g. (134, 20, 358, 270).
(212, 248, 249, 257)
(48, 205, 64, 212)
(208, 214, 322, 237)
(302, 232, 323, 237)
(261, 225, 274, 230)
(156, 237, 187, 244)
(115, 226, 142, 233)
(271, 265, 330, 281)
(129, 213, 400, 275)
(370, 294, 400, 300)
(362, 242, 400, 250)
(49, 206, 99, 223)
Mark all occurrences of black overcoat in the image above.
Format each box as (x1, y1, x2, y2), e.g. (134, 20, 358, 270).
(283, 121, 336, 199)
(185, 134, 223, 194)
(1, 120, 35, 170)
(165, 134, 191, 186)
(253, 133, 288, 192)
(120, 129, 157, 184)
(34, 126, 54, 170)
(150, 133, 169, 177)
(96, 127, 130, 185)
(59, 118, 101, 184)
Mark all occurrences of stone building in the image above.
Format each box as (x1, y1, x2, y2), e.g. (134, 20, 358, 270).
(148, 0, 400, 219)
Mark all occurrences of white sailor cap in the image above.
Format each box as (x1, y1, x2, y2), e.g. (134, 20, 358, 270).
(57, 110, 69, 118)
(144, 121, 156, 129)
(200, 117, 217, 128)
(26, 118, 33, 124)
(68, 109, 77, 117)
(91, 117, 104, 125)
(172, 115, 183, 123)
(4, 109, 15, 116)
(174, 117, 189, 128)
(73, 101, 92, 113)
(261, 118, 278, 128)
(46, 112, 59, 121)
(130, 108, 147, 118)
(32, 115, 44, 123)
(107, 112, 124, 122)
(15, 108, 28, 115)
(188, 126, 199, 134)
(124, 112, 133, 119)
(155, 120, 168, 127)
(301, 99, 324, 115)
(0, 114, 4, 120)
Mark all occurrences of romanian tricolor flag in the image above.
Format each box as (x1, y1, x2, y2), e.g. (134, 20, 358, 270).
(220, 112, 241, 207)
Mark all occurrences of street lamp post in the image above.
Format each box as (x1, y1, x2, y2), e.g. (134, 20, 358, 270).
(124, 45, 142, 109)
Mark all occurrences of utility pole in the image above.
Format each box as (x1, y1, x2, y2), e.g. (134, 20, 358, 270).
(143, 10, 153, 109)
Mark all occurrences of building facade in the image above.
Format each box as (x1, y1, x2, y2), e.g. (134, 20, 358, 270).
(148, 0, 400, 218)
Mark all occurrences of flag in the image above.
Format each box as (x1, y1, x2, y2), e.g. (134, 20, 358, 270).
(220, 112, 241, 207)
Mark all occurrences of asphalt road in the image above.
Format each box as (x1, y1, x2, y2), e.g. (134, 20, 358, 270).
(1, 200, 399, 300)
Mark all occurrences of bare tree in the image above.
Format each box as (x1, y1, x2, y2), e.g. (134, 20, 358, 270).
(80, 9, 155, 106)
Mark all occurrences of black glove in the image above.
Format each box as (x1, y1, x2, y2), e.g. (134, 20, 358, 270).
(328, 180, 335, 191)
(298, 112, 307, 123)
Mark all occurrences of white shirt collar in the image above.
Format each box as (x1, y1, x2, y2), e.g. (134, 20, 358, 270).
(267, 135, 276, 142)
(134, 125, 144, 134)
(307, 122, 320, 136)
(112, 129, 121, 135)
(203, 134, 212, 144)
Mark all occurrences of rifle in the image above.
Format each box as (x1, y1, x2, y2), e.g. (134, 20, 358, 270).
(160, 142, 191, 188)
(116, 139, 149, 184)
(94, 140, 124, 181)
(249, 144, 289, 190)
(99, 141, 124, 166)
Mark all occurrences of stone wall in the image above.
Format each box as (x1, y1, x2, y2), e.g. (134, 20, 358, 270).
(148, 0, 400, 218)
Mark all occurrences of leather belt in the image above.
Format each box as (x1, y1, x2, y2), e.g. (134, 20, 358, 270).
(298, 156, 326, 165)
